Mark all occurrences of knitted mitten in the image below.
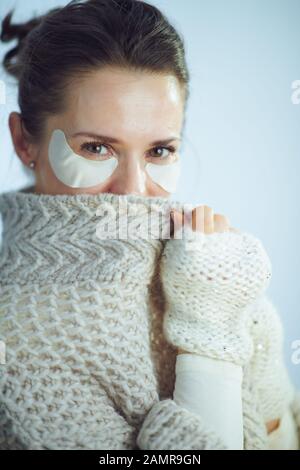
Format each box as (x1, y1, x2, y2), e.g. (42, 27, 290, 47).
(243, 295, 296, 423)
(160, 224, 272, 366)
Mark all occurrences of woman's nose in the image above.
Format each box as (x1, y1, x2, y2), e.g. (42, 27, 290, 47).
(109, 158, 148, 195)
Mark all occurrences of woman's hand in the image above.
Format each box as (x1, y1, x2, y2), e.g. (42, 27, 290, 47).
(166, 205, 281, 439)
(172, 205, 237, 356)
(160, 203, 272, 367)
(170, 205, 240, 237)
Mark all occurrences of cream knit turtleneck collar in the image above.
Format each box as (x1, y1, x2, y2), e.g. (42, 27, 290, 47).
(0, 186, 184, 287)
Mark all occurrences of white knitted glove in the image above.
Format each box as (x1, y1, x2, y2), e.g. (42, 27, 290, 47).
(243, 295, 296, 423)
(160, 224, 272, 366)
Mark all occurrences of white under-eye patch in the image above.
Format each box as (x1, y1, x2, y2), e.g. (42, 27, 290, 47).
(48, 128, 181, 192)
(145, 159, 181, 193)
(48, 129, 118, 188)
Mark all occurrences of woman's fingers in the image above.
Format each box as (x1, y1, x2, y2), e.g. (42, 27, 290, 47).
(192, 206, 230, 233)
(214, 213, 230, 232)
(170, 205, 239, 236)
(203, 205, 214, 234)
(191, 205, 205, 232)
(170, 209, 183, 229)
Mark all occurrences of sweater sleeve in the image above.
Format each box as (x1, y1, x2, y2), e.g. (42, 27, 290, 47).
(243, 293, 300, 450)
(136, 398, 227, 450)
(290, 390, 300, 449)
(136, 294, 300, 451)
(267, 407, 299, 449)
(172, 353, 244, 450)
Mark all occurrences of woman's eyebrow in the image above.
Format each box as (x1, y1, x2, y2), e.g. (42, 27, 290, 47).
(70, 131, 181, 146)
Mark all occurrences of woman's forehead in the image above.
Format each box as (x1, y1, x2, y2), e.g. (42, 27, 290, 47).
(49, 69, 185, 142)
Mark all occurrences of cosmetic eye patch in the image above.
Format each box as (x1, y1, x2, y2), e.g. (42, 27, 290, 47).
(145, 158, 181, 193)
(48, 128, 181, 192)
(48, 129, 118, 188)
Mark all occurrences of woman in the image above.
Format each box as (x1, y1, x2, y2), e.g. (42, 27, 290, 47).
(0, 0, 299, 450)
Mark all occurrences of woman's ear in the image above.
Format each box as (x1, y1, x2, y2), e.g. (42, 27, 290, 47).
(8, 111, 37, 167)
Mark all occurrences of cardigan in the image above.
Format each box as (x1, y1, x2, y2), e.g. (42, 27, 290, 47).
(0, 186, 299, 450)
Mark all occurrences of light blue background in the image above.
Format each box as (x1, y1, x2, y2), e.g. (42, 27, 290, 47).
(0, 0, 299, 389)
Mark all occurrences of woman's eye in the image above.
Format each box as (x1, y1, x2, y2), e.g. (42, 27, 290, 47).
(149, 146, 176, 160)
(79, 141, 176, 161)
(80, 141, 110, 158)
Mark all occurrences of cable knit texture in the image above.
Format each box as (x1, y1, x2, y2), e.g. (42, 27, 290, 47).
(160, 225, 272, 366)
(243, 295, 296, 423)
(0, 187, 299, 450)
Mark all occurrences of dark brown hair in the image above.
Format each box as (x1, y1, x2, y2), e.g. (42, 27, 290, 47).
(0, 0, 190, 143)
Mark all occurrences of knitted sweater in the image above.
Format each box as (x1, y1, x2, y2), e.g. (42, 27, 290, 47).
(0, 187, 299, 450)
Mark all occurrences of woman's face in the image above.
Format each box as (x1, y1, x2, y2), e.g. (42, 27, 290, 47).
(10, 67, 185, 196)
